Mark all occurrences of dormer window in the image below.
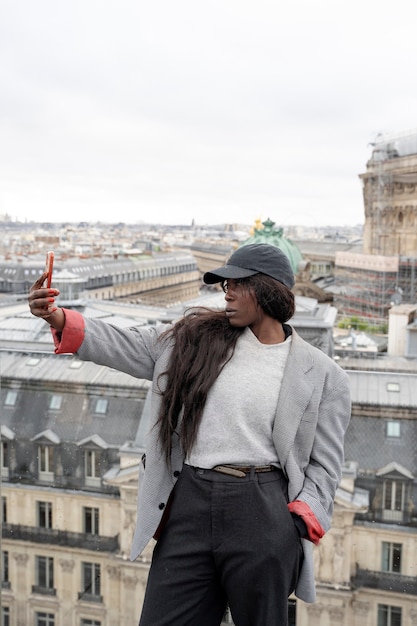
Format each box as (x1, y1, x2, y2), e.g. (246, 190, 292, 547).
(1, 426, 15, 480)
(38, 444, 54, 481)
(69, 360, 83, 369)
(4, 390, 17, 406)
(1, 441, 9, 479)
(85, 450, 101, 487)
(26, 357, 40, 366)
(32, 431, 60, 484)
(95, 398, 108, 415)
(376, 462, 413, 524)
(386, 421, 401, 438)
(382, 478, 406, 522)
(49, 395, 62, 411)
(78, 435, 108, 488)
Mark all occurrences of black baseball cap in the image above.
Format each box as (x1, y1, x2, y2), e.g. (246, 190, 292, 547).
(203, 243, 295, 289)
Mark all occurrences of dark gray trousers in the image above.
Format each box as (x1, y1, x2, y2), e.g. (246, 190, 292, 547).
(139, 464, 303, 626)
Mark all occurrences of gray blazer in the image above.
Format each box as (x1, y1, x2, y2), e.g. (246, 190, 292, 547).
(77, 318, 351, 603)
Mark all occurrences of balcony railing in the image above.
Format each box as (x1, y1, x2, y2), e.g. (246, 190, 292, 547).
(32, 585, 57, 596)
(2, 523, 119, 552)
(77, 592, 103, 603)
(353, 568, 417, 595)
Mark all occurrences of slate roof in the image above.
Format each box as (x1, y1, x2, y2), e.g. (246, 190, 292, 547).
(345, 370, 417, 483)
(1, 351, 150, 447)
(344, 415, 417, 475)
(347, 370, 417, 408)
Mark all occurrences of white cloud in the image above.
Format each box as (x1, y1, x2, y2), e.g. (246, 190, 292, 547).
(1, 0, 417, 225)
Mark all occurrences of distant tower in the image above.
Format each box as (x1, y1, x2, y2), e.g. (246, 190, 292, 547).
(333, 130, 417, 325)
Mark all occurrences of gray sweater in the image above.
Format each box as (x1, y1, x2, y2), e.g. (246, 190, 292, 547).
(187, 327, 291, 468)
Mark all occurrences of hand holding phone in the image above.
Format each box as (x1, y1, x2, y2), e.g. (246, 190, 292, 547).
(44, 251, 54, 288)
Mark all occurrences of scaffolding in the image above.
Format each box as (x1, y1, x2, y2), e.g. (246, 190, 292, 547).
(334, 264, 397, 327)
(339, 131, 417, 327)
(398, 256, 417, 303)
(333, 255, 417, 327)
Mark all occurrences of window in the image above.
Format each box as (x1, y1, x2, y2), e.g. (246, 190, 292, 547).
(38, 445, 54, 478)
(2, 497, 7, 523)
(83, 507, 99, 535)
(85, 450, 101, 486)
(35, 556, 54, 592)
(81, 620, 101, 626)
(49, 395, 62, 410)
(37, 502, 53, 529)
(382, 542, 402, 573)
(80, 562, 101, 600)
(382, 479, 405, 521)
(377, 604, 402, 626)
(1, 441, 8, 467)
(386, 382, 400, 392)
(1, 551, 9, 586)
(1, 606, 10, 626)
(69, 360, 83, 369)
(35, 613, 55, 626)
(26, 358, 40, 366)
(4, 390, 17, 406)
(386, 421, 401, 437)
(1, 442, 9, 478)
(94, 399, 108, 415)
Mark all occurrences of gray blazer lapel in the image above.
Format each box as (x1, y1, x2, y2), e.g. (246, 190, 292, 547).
(272, 333, 315, 468)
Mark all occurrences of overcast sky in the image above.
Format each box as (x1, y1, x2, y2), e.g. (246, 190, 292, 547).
(1, 0, 417, 228)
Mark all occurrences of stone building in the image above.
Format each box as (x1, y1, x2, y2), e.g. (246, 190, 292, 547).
(333, 130, 417, 326)
(296, 367, 417, 626)
(361, 131, 417, 257)
(0, 251, 201, 306)
(2, 292, 417, 625)
(1, 346, 152, 626)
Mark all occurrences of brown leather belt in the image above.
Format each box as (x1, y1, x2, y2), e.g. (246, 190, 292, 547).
(212, 465, 275, 478)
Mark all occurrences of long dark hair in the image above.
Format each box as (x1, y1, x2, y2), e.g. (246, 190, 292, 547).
(157, 273, 295, 461)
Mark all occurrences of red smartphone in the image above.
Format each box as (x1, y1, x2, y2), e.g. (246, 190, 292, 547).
(44, 251, 54, 288)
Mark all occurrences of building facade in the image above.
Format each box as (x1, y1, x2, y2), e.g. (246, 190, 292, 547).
(360, 131, 417, 257)
(1, 349, 152, 626)
(2, 298, 417, 625)
(0, 252, 201, 306)
(333, 130, 417, 326)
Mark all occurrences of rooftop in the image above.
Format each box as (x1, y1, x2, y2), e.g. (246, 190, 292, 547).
(370, 128, 417, 160)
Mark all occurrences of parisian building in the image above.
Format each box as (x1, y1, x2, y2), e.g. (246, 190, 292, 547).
(1, 282, 417, 625)
(333, 130, 417, 326)
(0, 249, 202, 306)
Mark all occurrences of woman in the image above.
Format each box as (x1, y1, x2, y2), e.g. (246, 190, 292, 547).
(28, 243, 351, 626)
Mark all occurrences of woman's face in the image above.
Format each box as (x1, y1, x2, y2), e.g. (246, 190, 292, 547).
(223, 278, 264, 330)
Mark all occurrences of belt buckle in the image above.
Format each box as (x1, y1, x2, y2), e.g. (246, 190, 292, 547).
(213, 465, 247, 478)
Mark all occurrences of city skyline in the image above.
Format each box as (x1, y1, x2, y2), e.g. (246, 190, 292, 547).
(2, 1, 417, 227)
